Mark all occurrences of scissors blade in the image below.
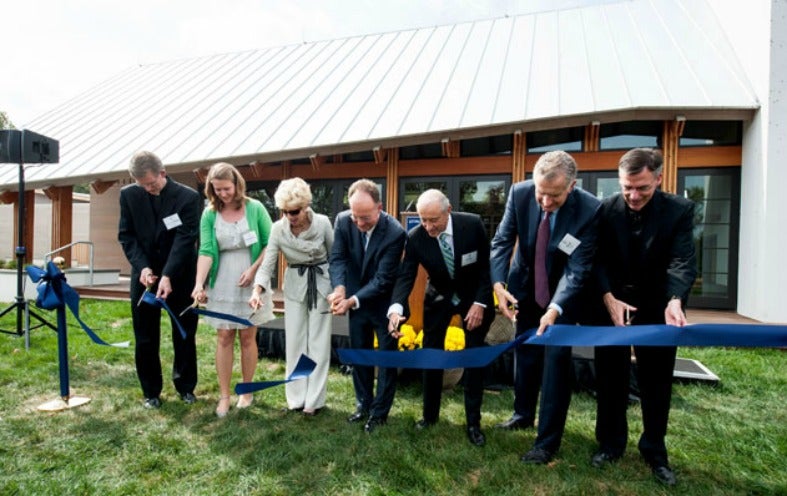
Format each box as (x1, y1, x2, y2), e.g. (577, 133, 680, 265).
(179, 298, 199, 317)
(136, 289, 150, 307)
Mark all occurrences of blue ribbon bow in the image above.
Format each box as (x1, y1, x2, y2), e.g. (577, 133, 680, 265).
(234, 354, 316, 395)
(26, 262, 129, 348)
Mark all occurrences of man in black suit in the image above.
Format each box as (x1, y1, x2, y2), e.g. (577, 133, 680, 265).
(387, 189, 495, 447)
(491, 150, 600, 462)
(118, 150, 202, 409)
(588, 148, 697, 486)
(328, 179, 406, 434)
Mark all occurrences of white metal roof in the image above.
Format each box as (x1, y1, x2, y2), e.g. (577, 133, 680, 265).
(0, 0, 759, 190)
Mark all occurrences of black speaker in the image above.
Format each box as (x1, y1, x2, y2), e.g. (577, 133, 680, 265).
(0, 129, 59, 164)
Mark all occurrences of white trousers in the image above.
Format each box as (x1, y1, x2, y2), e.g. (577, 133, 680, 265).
(283, 294, 332, 410)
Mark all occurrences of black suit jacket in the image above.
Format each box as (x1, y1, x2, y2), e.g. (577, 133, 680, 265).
(118, 176, 201, 285)
(391, 212, 493, 322)
(590, 190, 697, 324)
(490, 180, 600, 323)
(329, 210, 406, 319)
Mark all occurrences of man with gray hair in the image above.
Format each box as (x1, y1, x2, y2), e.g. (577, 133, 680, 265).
(118, 151, 202, 409)
(388, 189, 495, 446)
(491, 150, 600, 461)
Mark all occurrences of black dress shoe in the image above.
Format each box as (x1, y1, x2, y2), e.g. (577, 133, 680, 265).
(495, 416, 533, 430)
(591, 450, 621, 468)
(466, 426, 486, 447)
(415, 418, 435, 430)
(347, 409, 368, 423)
(180, 392, 197, 404)
(143, 397, 161, 409)
(651, 465, 677, 486)
(520, 447, 553, 465)
(364, 416, 387, 433)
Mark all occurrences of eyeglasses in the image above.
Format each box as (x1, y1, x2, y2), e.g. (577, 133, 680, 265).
(282, 208, 302, 216)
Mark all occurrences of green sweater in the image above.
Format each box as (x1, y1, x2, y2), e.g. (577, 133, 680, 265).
(198, 198, 272, 288)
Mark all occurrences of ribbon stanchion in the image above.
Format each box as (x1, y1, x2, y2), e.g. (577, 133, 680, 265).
(26, 262, 129, 411)
(337, 323, 787, 370)
(235, 354, 316, 395)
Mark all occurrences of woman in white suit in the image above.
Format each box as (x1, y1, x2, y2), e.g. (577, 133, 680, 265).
(249, 178, 334, 415)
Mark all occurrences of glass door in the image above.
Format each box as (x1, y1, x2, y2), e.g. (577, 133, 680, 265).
(678, 168, 740, 309)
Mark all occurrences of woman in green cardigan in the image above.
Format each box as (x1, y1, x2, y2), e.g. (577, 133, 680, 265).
(192, 162, 273, 418)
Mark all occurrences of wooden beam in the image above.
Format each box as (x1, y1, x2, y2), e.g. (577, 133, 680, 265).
(441, 138, 460, 158)
(373, 146, 387, 165)
(309, 154, 324, 171)
(193, 167, 209, 184)
(677, 146, 741, 168)
(386, 147, 399, 215)
(583, 121, 600, 152)
(0, 190, 17, 204)
(661, 120, 680, 194)
(49, 185, 73, 268)
(512, 130, 526, 182)
(91, 179, 117, 195)
(248, 161, 265, 178)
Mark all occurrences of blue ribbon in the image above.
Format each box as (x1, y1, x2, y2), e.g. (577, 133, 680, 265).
(182, 306, 254, 328)
(139, 291, 188, 340)
(337, 323, 787, 370)
(26, 262, 129, 348)
(234, 354, 316, 395)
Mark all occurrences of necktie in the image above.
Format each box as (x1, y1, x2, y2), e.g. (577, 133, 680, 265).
(363, 231, 370, 251)
(535, 211, 551, 308)
(439, 232, 454, 278)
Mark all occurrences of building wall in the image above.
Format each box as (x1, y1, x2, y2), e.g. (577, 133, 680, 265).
(0, 194, 90, 264)
(715, 0, 787, 322)
(91, 171, 202, 275)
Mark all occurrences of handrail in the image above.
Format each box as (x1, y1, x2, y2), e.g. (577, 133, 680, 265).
(44, 241, 95, 286)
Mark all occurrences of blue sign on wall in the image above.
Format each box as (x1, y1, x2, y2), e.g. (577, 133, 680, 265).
(405, 214, 421, 233)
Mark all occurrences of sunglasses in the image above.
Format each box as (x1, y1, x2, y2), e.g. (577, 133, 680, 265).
(282, 208, 302, 216)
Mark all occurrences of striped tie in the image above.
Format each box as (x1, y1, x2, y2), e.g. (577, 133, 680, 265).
(439, 232, 454, 278)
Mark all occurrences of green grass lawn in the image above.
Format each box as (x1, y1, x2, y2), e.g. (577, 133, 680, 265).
(0, 299, 785, 495)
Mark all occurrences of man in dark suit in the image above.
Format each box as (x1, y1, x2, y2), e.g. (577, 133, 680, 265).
(490, 150, 600, 461)
(387, 189, 495, 447)
(588, 148, 697, 486)
(328, 179, 406, 434)
(118, 150, 202, 409)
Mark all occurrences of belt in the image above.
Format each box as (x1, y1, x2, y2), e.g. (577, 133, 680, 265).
(289, 262, 327, 310)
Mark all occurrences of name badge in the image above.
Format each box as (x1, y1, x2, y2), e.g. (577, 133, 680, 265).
(163, 214, 182, 230)
(461, 250, 478, 266)
(242, 230, 259, 247)
(558, 233, 581, 255)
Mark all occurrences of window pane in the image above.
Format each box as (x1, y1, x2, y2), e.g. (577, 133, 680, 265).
(680, 121, 742, 147)
(461, 134, 513, 156)
(402, 181, 448, 211)
(596, 177, 621, 200)
(685, 173, 736, 303)
(527, 127, 583, 153)
(600, 121, 660, 150)
(458, 179, 507, 239)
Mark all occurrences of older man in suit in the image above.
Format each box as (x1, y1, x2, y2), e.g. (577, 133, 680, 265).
(387, 189, 495, 447)
(328, 179, 406, 434)
(491, 150, 600, 462)
(588, 148, 697, 486)
(118, 150, 202, 409)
